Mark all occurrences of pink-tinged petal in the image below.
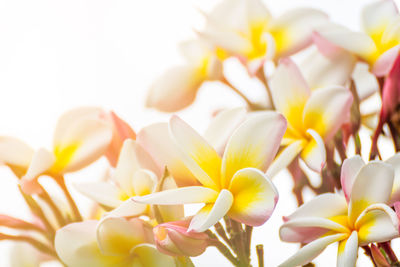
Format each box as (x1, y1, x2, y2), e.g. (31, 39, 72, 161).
(0, 137, 33, 169)
(349, 162, 394, 225)
(303, 86, 353, 141)
(137, 123, 199, 187)
(153, 220, 209, 257)
(221, 111, 287, 188)
(55, 221, 125, 267)
(189, 189, 233, 232)
(314, 22, 377, 60)
(312, 30, 345, 58)
(146, 65, 202, 112)
(131, 244, 176, 267)
(279, 233, 347, 267)
(386, 153, 400, 204)
(52, 107, 113, 174)
(352, 62, 379, 100)
(355, 203, 399, 246)
(362, 0, 398, 35)
(394, 202, 400, 232)
(204, 107, 247, 155)
(341, 156, 365, 203)
(270, 58, 311, 133)
(269, 8, 328, 58)
(20, 148, 55, 195)
(301, 47, 356, 90)
(381, 53, 400, 120)
(96, 217, 152, 257)
(337, 231, 358, 267)
(285, 193, 347, 221)
(267, 140, 304, 178)
(104, 199, 148, 219)
(372, 45, 400, 76)
(133, 186, 219, 205)
(227, 168, 278, 226)
(105, 111, 136, 168)
(280, 217, 349, 243)
(169, 115, 222, 190)
(300, 129, 326, 172)
(74, 182, 122, 208)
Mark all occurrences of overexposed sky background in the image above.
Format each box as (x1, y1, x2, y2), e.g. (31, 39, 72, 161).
(0, 0, 399, 266)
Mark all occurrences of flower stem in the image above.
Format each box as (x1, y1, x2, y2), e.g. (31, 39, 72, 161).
(256, 244, 264, 267)
(206, 230, 239, 266)
(55, 175, 82, 222)
(38, 184, 67, 227)
(0, 232, 57, 257)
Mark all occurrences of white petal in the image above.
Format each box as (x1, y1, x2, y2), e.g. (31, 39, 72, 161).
(337, 231, 358, 267)
(267, 140, 304, 178)
(203, 107, 247, 155)
(362, 0, 398, 35)
(104, 199, 148, 219)
(300, 129, 326, 172)
(279, 233, 347, 267)
(133, 186, 219, 205)
(352, 62, 379, 100)
(386, 153, 400, 204)
(74, 182, 122, 208)
(189, 189, 233, 232)
(0, 137, 33, 168)
(340, 156, 365, 202)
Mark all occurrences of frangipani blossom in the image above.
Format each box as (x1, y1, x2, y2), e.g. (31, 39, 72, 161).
(76, 139, 184, 222)
(147, 39, 223, 112)
(314, 0, 400, 76)
(0, 136, 34, 178)
(280, 158, 399, 267)
(267, 58, 353, 174)
(201, 0, 327, 74)
(134, 111, 286, 232)
(55, 217, 175, 267)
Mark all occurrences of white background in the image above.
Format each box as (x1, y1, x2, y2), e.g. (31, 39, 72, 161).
(0, 0, 399, 266)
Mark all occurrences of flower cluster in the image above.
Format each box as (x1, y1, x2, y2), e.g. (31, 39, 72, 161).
(2, 0, 400, 266)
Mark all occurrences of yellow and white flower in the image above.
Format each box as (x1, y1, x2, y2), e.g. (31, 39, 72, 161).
(279, 157, 399, 267)
(134, 111, 286, 232)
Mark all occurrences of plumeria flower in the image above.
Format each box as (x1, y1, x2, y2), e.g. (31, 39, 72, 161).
(0, 136, 34, 178)
(76, 139, 184, 222)
(55, 217, 176, 267)
(18, 107, 134, 195)
(267, 58, 353, 175)
(200, 0, 327, 74)
(147, 39, 223, 112)
(314, 0, 400, 77)
(153, 219, 210, 257)
(279, 157, 399, 267)
(133, 111, 286, 232)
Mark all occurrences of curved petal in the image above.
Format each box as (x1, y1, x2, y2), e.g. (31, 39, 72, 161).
(303, 86, 353, 141)
(203, 107, 247, 155)
(53, 108, 113, 173)
(284, 193, 348, 221)
(169, 115, 222, 190)
(269, 8, 328, 58)
(300, 129, 326, 172)
(372, 45, 400, 76)
(227, 168, 278, 226)
(340, 156, 365, 203)
(189, 189, 233, 232)
(137, 123, 199, 187)
(362, 0, 398, 35)
(131, 170, 157, 197)
(355, 203, 399, 246)
(146, 65, 202, 112)
(337, 231, 358, 267)
(349, 162, 394, 225)
(270, 58, 310, 133)
(352, 62, 379, 100)
(10, 243, 42, 267)
(157, 175, 185, 222)
(97, 217, 151, 257)
(267, 140, 304, 178)
(280, 217, 349, 243)
(20, 148, 55, 195)
(314, 22, 377, 60)
(0, 137, 33, 169)
(221, 111, 287, 187)
(74, 182, 122, 208)
(131, 244, 176, 267)
(133, 186, 218, 205)
(105, 199, 148, 219)
(279, 233, 347, 267)
(386, 153, 400, 204)
(55, 221, 125, 267)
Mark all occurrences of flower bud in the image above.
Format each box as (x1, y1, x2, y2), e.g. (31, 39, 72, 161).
(153, 220, 209, 257)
